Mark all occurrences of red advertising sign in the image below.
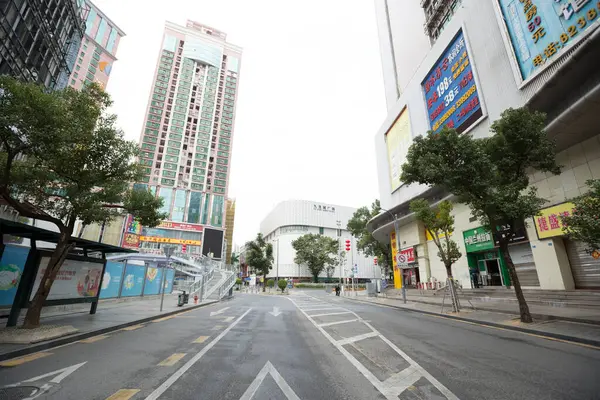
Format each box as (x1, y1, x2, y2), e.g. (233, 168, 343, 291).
(121, 215, 141, 249)
(157, 221, 203, 232)
(397, 247, 415, 264)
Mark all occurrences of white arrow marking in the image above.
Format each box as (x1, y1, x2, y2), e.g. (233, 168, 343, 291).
(5, 362, 87, 399)
(239, 361, 301, 400)
(268, 306, 282, 317)
(210, 307, 230, 317)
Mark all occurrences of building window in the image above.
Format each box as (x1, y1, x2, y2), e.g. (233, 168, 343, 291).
(319, 227, 324, 235)
(70, 79, 76, 86)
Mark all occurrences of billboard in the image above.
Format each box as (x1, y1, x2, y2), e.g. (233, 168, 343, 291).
(422, 30, 483, 134)
(121, 264, 145, 297)
(139, 236, 201, 245)
(534, 202, 574, 239)
(143, 267, 163, 295)
(202, 228, 224, 258)
(0, 245, 29, 306)
(99, 261, 125, 299)
(121, 214, 142, 249)
(385, 107, 412, 192)
(496, 0, 600, 82)
(30, 258, 104, 301)
(164, 269, 175, 294)
(390, 231, 402, 289)
(156, 221, 203, 232)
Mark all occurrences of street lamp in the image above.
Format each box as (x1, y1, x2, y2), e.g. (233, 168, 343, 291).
(161, 245, 175, 312)
(380, 208, 406, 304)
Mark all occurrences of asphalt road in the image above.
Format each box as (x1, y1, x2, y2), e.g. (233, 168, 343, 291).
(0, 290, 599, 400)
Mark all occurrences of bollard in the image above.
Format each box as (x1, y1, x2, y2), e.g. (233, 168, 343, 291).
(194, 294, 198, 304)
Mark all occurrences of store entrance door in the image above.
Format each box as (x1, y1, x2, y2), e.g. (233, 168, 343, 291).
(485, 259, 503, 286)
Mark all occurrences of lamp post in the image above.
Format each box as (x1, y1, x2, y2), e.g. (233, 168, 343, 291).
(380, 208, 406, 304)
(161, 245, 175, 312)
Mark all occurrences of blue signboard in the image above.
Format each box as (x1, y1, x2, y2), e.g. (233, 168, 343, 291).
(497, 0, 600, 81)
(422, 30, 483, 134)
(0, 245, 29, 306)
(121, 264, 145, 297)
(164, 269, 175, 294)
(143, 267, 163, 295)
(99, 261, 124, 299)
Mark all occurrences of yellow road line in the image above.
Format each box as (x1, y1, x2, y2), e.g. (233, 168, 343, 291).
(0, 352, 53, 367)
(223, 316, 234, 323)
(153, 315, 176, 323)
(193, 335, 209, 344)
(157, 353, 187, 366)
(122, 324, 145, 331)
(79, 335, 110, 343)
(105, 388, 140, 400)
(211, 325, 223, 331)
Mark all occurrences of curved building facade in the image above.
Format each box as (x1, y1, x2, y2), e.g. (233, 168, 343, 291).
(260, 200, 379, 281)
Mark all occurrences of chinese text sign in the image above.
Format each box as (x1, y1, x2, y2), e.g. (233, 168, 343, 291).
(463, 227, 495, 252)
(497, 0, 600, 80)
(422, 30, 483, 134)
(534, 202, 574, 239)
(385, 108, 412, 192)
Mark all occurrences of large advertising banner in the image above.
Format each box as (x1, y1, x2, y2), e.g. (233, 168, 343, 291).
(0, 245, 29, 306)
(385, 108, 412, 192)
(422, 30, 483, 134)
(164, 269, 175, 294)
(30, 258, 104, 301)
(534, 202, 574, 239)
(121, 264, 145, 297)
(99, 261, 125, 299)
(143, 267, 163, 295)
(390, 232, 402, 289)
(121, 214, 141, 249)
(496, 0, 600, 81)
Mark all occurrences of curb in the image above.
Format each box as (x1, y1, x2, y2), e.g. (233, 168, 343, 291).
(346, 297, 600, 349)
(0, 300, 219, 362)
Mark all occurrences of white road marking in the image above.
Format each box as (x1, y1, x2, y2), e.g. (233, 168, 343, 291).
(308, 311, 353, 318)
(288, 295, 460, 400)
(224, 316, 235, 323)
(301, 307, 343, 312)
(144, 308, 252, 400)
(269, 306, 282, 317)
(210, 307, 230, 317)
(337, 331, 379, 345)
(238, 361, 301, 400)
(6, 362, 87, 400)
(318, 319, 359, 327)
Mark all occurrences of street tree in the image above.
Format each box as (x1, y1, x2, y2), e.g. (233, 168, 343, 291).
(562, 179, 600, 252)
(410, 199, 460, 278)
(401, 107, 561, 323)
(347, 200, 392, 279)
(244, 233, 273, 292)
(0, 77, 167, 328)
(292, 233, 338, 283)
(277, 278, 287, 293)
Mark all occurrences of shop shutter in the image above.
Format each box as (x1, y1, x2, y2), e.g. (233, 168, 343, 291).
(565, 239, 600, 289)
(508, 243, 540, 287)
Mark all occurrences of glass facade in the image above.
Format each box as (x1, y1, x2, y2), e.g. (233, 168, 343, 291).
(172, 190, 186, 222)
(187, 191, 202, 223)
(158, 187, 172, 215)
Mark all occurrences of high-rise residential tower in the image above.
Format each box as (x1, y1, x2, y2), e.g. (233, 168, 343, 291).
(133, 20, 242, 258)
(224, 198, 236, 264)
(67, 0, 125, 90)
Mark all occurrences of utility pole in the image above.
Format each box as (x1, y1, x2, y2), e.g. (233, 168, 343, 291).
(381, 208, 406, 304)
(275, 238, 279, 285)
(161, 245, 175, 312)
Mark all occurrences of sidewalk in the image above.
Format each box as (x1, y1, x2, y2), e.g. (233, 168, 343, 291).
(344, 292, 600, 347)
(0, 294, 217, 361)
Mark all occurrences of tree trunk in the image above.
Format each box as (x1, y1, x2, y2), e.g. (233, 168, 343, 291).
(313, 273, 319, 283)
(444, 264, 453, 279)
(499, 240, 532, 323)
(23, 235, 73, 329)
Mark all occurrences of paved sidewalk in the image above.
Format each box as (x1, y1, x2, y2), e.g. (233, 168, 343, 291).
(344, 293, 600, 347)
(377, 289, 600, 324)
(0, 294, 217, 361)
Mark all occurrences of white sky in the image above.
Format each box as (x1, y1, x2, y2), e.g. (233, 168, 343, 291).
(93, 0, 386, 246)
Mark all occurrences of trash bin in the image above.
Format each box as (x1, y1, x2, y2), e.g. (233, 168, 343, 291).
(183, 291, 189, 304)
(178, 293, 185, 307)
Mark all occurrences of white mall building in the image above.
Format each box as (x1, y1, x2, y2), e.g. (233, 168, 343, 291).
(259, 200, 379, 281)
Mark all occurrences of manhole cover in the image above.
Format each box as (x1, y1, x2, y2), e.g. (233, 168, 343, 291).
(0, 386, 41, 399)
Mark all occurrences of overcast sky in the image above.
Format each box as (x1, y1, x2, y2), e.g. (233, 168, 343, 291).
(93, 0, 386, 246)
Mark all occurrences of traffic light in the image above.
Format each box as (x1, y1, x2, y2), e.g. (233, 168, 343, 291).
(374, 256, 378, 265)
(181, 244, 187, 253)
(345, 239, 351, 252)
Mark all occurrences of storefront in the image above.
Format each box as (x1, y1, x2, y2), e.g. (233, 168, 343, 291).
(464, 227, 510, 288)
(535, 202, 600, 289)
(390, 232, 419, 288)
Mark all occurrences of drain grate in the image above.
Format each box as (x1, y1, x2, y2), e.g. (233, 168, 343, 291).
(0, 386, 41, 399)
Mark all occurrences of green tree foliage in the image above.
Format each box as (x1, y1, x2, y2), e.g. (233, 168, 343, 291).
(231, 252, 240, 265)
(267, 279, 275, 289)
(410, 199, 460, 278)
(347, 200, 392, 279)
(562, 179, 600, 251)
(277, 278, 287, 293)
(244, 233, 273, 292)
(0, 77, 167, 328)
(401, 108, 560, 323)
(292, 233, 338, 283)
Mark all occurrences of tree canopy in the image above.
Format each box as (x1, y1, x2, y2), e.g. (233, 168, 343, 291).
(292, 233, 338, 283)
(401, 107, 561, 323)
(0, 77, 166, 328)
(562, 179, 600, 252)
(244, 233, 273, 291)
(347, 199, 392, 278)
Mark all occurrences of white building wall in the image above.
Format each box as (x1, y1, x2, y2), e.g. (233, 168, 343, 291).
(260, 200, 378, 280)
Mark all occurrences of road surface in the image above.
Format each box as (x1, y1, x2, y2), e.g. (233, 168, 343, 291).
(1, 290, 599, 399)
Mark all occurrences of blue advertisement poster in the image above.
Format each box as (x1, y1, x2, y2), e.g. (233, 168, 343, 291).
(121, 264, 145, 297)
(497, 0, 600, 80)
(422, 30, 483, 134)
(143, 267, 163, 295)
(99, 261, 124, 299)
(0, 245, 30, 306)
(164, 269, 175, 294)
